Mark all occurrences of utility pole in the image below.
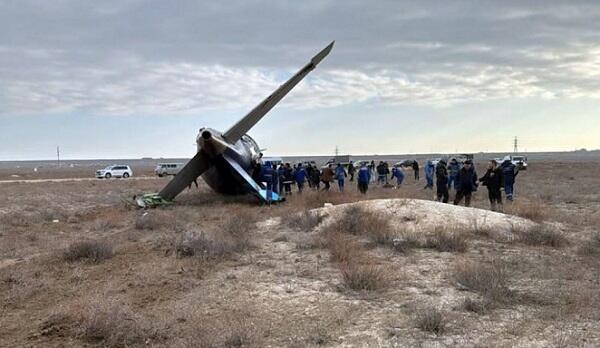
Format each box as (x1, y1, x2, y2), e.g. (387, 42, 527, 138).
(513, 136, 519, 153)
(57, 146, 60, 167)
(334, 145, 339, 157)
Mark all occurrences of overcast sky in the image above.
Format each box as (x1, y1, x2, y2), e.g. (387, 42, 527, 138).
(1, 0, 600, 160)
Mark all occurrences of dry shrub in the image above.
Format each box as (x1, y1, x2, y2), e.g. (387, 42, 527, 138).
(336, 205, 391, 236)
(294, 233, 324, 250)
(453, 259, 512, 303)
(340, 262, 390, 291)
(515, 224, 568, 248)
(77, 300, 153, 347)
(62, 240, 113, 263)
(391, 231, 422, 253)
(326, 233, 363, 263)
(175, 213, 254, 260)
(415, 307, 445, 334)
(425, 228, 468, 253)
(461, 297, 490, 314)
(286, 210, 324, 232)
(578, 231, 600, 256)
(134, 212, 162, 230)
(508, 200, 548, 222)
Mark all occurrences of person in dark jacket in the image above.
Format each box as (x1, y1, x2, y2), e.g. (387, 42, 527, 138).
(391, 166, 405, 188)
(357, 162, 371, 194)
(294, 163, 307, 193)
(479, 160, 503, 211)
(347, 161, 356, 182)
(412, 160, 420, 181)
(447, 158, 461, 191)
(376, 161, 386, 184)
(310, 167, 321, 190)
(305, 164, 314, 188)
(251, 160, 263, 188)
(277, 164, 285, 194)
(283, 163, 294, 195)
(435, 158, 449, 203)
(454, 160, 478, 207)
(500, 156, 518, 201)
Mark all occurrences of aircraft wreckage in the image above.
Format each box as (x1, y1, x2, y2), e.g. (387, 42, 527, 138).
(136, 41, 334, 207)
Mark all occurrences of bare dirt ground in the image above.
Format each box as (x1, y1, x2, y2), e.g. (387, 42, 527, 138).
(2, 159, 600, 347)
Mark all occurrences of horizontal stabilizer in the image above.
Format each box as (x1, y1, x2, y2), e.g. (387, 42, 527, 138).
(222, 41, 334, 143)
(223, 154, 281, 203)
(158, 151, 210, 201)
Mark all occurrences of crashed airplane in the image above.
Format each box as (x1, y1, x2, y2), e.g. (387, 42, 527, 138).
(136, 41, 334, 207)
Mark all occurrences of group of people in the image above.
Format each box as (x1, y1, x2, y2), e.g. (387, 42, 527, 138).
(253, 155, 519, 211)
(422, 155, 519, 211)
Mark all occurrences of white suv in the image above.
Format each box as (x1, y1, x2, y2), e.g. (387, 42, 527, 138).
(96, 165, 133, 179)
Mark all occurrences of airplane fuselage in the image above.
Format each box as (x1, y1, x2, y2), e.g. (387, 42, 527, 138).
(196, 128, 261, 195)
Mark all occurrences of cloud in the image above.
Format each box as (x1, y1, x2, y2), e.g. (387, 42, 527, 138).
(2, 0, 600, 116)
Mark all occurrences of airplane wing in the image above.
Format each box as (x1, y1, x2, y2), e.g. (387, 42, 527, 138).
(222, 154, 280, 203)
(158, 151, 210, 200)
(222, 41, 334, 143)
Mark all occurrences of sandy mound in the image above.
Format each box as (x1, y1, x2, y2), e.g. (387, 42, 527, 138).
(314, 198, 534, 236)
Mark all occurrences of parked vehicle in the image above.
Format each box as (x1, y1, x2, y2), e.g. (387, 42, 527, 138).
(394, 159, 415, 167)
(96, 165, 133, 179)
(155, 163, 183, 177)
(495, 155, 528, 170)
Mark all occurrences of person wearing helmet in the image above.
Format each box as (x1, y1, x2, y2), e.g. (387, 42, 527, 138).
(500, 155, 519, 201)
(435, 157, 450, 203)
(454, 159, 478, 207)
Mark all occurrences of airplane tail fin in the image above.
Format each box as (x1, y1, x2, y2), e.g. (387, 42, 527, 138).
(222, 41, 334, 143)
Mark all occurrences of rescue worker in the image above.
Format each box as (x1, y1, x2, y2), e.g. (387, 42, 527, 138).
(310, 166, 321, 190)
(272, 163, 279, 195)
(500, 155, 518, 201)
(435, 157, 449, 203)
(454, 160, 478, 207)
(357, 162, 370, 194)
(252, 160, 263, 188)
(277, 163, 285, 194)
(320, 164, 334, 191)
(261, 161, 274, 204)
(294, 163, 307, 193)
(447, 158, 461, 191)
(283, 163, 294, 195)
(391, 166, 405, 188)
(335, 163, 347, 192)
(306, 164, 314, 188)
(424, 160, 434, 189)
(369, 160, 376, 183)
(376, 161, 386, 185)
(347, 161, 356, 182)
(479, 160, 503, 211)
(413, 160, 420, 181)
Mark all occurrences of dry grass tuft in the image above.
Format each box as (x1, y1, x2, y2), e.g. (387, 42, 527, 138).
(340, 262, 390, 291)
(336, 205, 391, 236)
(508, 200, 548, 222)
(391, 231, 422, 253)
(174, 213, 254, 261)
(453, 259, 512, 303)
(578, 231, 600, 256)
(286, 210, 324, 232)
(515, 224, 569, 248)
(76, 300, 154, 347)
(62, 240, 113, 263)
(461, 297, 490, 314)
(134, 212, 163, 230)
(326, 233, 363, 264)
(425, 228, 468, 253)
(415, 307, 445, 334)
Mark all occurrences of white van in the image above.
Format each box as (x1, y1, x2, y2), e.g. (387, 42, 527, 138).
(155, 163, 183, 177)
